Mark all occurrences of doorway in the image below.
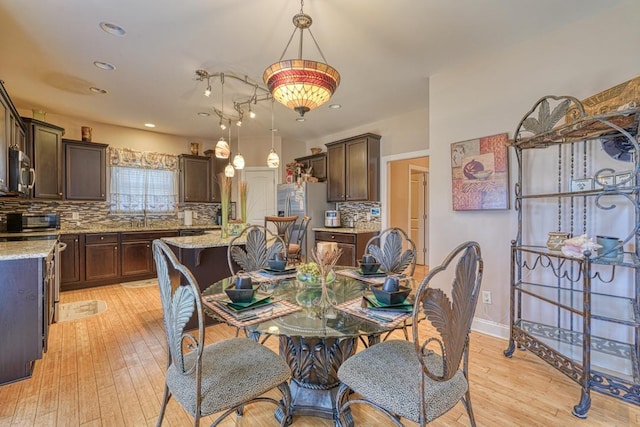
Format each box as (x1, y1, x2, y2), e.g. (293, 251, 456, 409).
(383, 152, 429, 267)
(242, 167, 278, 225)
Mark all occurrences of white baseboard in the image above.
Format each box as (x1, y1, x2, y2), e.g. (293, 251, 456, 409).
(471, 317, 510, 340)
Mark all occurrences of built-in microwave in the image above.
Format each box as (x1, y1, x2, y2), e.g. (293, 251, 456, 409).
(8, 148, 35, 196)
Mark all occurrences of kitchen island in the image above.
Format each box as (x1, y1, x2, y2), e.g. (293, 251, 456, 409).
(0, 240, 57, 385)
(161, 230, 246, 329)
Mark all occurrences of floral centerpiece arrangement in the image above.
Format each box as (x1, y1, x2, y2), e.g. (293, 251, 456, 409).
(295, 247, 342, 316)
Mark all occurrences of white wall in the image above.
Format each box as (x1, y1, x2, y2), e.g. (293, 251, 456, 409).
(304, 106, 429, 156)
(429, 1, 640, 337)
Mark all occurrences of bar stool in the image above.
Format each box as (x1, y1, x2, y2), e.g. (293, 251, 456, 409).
(264, 215, 298, 250)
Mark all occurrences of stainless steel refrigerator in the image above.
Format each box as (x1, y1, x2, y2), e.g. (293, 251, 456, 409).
(277, 182, 332, 260)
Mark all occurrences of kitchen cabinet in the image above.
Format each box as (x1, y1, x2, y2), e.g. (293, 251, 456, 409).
(315, 230, 378, 267)
(23, 118, 65, 199)
(326, 133, 380, 202)
(60, 229, 180, 290)
(295, 153, 327, 181)
(179, 154, 211, 203)
(60, 233, 83, 288)
(504, 96, 640, 416)
(84, 233, 120, 282)
(0, 250, 52, 385)
(63, 139, 107, 200)
(0, 81, 26, 194)
(205, 149, 229, 202)
(121, 231, 178, 277)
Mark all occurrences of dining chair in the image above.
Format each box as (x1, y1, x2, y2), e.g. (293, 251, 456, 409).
(152, 240, 292, 427)
(335, 241, 483, 427)
(286, 215, 311, 265)
(264, 215, 298, 250)
(365, 227, 417, 277)
(228, 225, 286, 275)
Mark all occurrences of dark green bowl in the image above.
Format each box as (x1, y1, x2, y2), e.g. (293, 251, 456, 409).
(225, 286, 257, 303)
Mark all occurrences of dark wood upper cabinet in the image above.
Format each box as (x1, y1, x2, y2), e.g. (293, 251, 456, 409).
(23, 118, 65, 199)
(205, 149, 228, 202)
(0, 82, 26, 194)
(63, 139, 108, 200)
(326, 133, 381, 202)
(179, 154, 211, 203)
(295, 153, 327, 181)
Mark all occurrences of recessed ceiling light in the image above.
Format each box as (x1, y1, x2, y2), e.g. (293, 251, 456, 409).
(94, 61, 116, 71)
(100, 22, 126, 36)
(296, 117, 306, 122)
(329, 104, 342, 109)
(144, 123, 156, 128)
(197, 112, 210, 117)
(89, 86, 107, 94)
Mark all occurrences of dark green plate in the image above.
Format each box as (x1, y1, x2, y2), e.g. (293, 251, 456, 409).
(363, 294, 413, 312)
(356, 268, 387, 277)
(261, 267, 297, 275)
(222, 295, 272, 311)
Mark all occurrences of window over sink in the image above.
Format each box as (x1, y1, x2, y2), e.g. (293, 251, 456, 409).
(110, 166, 177, 213)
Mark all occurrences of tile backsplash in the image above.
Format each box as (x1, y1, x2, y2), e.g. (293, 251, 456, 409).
(0, 200, 221, 228)
(336, 201, 381, 229)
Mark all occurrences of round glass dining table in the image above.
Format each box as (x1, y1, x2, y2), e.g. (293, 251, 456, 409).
(202, 270, 416, 422)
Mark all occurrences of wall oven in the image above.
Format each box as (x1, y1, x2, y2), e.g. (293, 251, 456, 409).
(8, 147, 35, 195)
(6, 212, 60, 233)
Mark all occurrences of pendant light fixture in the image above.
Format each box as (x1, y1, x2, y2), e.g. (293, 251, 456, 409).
(263, 0, 340, 117)
(214, 74, 230, 158)
(232, 121, 245, 170)
(267, 99, 280, 168)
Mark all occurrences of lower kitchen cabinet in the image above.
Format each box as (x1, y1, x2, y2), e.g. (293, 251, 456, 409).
(315, 230, 378, 267)
(60, 230, 180, 289)
(121, 231, 178, 277)
(60, 234, 83, 288)
(85, 233, 120, 282)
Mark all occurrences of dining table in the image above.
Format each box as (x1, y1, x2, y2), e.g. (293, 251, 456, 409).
(201, 266, 417, 423)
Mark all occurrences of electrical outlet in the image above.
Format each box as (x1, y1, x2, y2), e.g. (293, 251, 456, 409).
(72, 212, 80, 220)
(482, 291, 492, 304)
(193, 212, 198, 219)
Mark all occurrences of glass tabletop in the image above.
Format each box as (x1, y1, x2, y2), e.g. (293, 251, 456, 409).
(201, 270, 417, 339)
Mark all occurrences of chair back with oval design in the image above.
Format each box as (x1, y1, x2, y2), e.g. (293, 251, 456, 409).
(227, 225, 286, 275)
(366, 227, 417, 276)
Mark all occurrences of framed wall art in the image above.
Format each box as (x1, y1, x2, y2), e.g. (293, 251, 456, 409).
(451, 132, 509, 211)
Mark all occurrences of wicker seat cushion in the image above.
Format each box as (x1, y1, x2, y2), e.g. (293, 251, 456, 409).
(166, 337, 291, 416)
(337, 340, 468, 423)
(287, 243, 300, 254)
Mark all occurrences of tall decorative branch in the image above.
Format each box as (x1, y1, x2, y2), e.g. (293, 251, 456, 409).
(238, 181, 248, 224)
(218, 173, 232, 238)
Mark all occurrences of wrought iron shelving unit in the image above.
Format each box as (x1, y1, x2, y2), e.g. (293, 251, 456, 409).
(504, 95, 640, 417)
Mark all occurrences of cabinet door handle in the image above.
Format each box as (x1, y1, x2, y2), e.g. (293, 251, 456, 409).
(100, 236, 104, 240)
(331, 235, 335, 239)
(59, 192, 63, 196)
(114, 246, 118, 251)
(101, 193, 105, 197)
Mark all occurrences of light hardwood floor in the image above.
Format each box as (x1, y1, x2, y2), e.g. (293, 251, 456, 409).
(1, 265, 638, 426)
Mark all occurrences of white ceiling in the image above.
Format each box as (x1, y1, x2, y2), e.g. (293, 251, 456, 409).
(0, 0, 629, 143)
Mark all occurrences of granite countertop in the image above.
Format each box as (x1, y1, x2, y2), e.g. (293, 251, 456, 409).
(58, 223, 221, 235)
(0, 240, 56, 261)
(162, 230, 247, 249)
(312, 227, 380, 234)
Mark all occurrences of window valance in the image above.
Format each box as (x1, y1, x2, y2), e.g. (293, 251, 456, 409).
(108, 147, 178, 171)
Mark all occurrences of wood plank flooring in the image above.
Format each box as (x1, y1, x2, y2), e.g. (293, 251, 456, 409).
(1, 265, 639, 426)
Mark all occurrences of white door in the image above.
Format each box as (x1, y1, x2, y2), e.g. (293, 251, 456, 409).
(243, 167, 278, 225)
(409, 167, 428, 266)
